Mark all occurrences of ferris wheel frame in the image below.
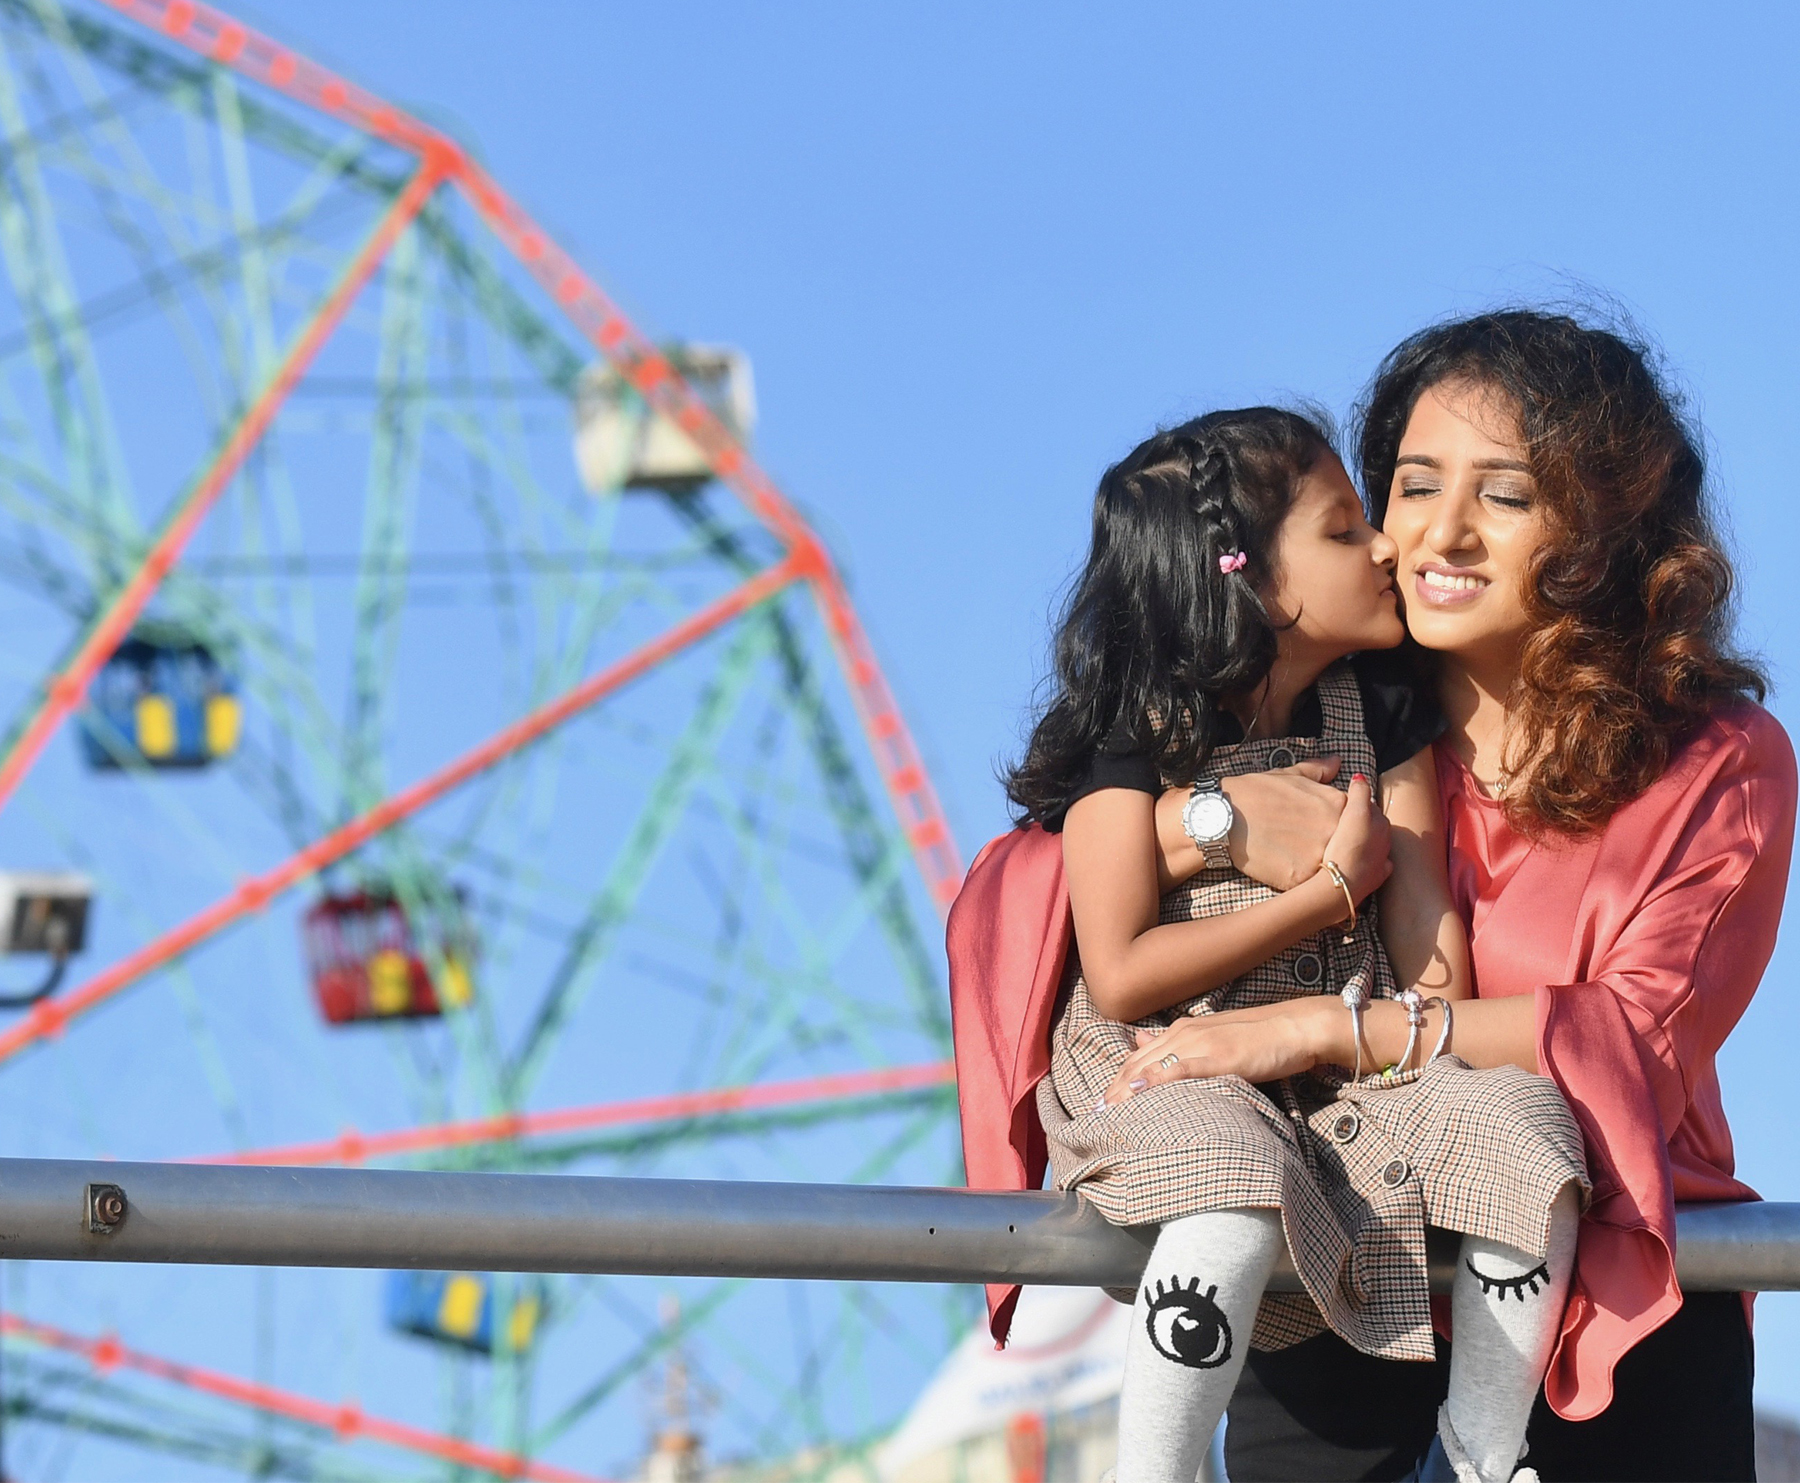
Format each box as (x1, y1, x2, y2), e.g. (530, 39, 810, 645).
(0, 0, 974, 1473)
(0, 0, 966, 1064)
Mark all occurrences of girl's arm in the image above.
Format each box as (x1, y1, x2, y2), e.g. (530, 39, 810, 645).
(1065, 776, 1390, 1024)
(1376, 746, 1470, 1000)
(1116, 709, 1797, 1103)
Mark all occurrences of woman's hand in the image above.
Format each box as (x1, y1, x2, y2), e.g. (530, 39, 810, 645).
(1321, 773, 1392, 903)
(1099, 998, 1338, 1105)
(1155, 758, 1349, 893)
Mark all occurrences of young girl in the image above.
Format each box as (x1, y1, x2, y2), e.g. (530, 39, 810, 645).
(1002, 409, 1588, 1483)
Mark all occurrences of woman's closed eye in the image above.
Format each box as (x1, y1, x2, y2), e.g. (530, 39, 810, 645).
(1483, 484, 1533, 511)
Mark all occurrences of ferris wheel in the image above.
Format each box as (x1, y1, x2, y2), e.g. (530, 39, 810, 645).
(0, 1, 968, 1477)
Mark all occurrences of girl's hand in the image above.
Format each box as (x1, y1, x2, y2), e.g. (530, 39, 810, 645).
(1225, 758, 1348, 889)
(1321, 773, 1392, 903)
(1155, 759, 1347, 893)
(1099, 999, 1337, 1105)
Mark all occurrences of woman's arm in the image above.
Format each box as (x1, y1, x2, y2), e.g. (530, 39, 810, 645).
(1065, 778, 1389, 1024)
(1315, 992, 1534, 1071)
(1110, 716, 1800, 1103)
(1376, 747, 1470, 999)
(1153, 758, 1347, 893)
(1098, 985, 1539, 1104)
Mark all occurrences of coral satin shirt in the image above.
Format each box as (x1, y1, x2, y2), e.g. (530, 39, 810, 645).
(1436, 704, 1797, 1421)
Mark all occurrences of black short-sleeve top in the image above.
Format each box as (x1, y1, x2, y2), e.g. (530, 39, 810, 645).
(1039, 648, 1444, 833)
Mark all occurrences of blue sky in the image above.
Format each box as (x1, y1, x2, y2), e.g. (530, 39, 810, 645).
(267, 0, 1800, 1406)
(15, 0, 1800, 1454)
(261, 0, 1800, 1421)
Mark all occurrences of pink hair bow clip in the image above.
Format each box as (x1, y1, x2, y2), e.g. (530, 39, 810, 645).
(1218, 551, 1248, 575)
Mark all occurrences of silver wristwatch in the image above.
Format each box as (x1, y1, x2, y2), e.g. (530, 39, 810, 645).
(1181, 778, 1235, 870)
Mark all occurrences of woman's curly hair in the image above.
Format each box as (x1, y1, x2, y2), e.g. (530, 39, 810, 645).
(1358, 309, 1767, 835)
(1005, 408, 1334, 824)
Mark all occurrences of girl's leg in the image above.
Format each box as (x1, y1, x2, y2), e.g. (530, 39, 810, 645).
(1118, 1206, 1284, 1483)
(1442, 1185, 1581, 1482)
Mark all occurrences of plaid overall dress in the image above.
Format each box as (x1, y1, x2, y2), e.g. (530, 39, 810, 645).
(1037, 661, 1588, 1360)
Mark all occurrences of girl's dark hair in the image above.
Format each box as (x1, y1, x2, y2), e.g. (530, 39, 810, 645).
(1005, 407, 1335, 824)
(1357, 308, 1767, 835)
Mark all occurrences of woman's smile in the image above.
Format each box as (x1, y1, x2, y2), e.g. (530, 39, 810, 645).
(1413, 561, 1491, 608)
(1380, 382, 1546, 688)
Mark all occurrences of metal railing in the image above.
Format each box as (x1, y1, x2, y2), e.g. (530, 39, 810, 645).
(1, 1159, 1797, 1292)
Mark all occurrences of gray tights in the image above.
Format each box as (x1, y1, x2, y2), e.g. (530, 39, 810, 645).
(1114, 1188, 1582, 1483)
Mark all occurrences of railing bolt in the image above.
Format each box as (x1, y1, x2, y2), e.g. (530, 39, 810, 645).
(85, 1182, 126, 1234)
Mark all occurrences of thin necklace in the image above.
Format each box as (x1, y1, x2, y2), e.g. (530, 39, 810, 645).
(1241, 671, 1277, 740)
(1469, 734, 1514, 798)
(1460, 683, 1518, 797)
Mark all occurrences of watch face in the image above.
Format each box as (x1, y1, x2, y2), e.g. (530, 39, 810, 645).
(1185, 792, 1232, 843)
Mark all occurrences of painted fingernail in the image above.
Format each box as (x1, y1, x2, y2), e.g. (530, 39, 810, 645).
(1094, 1096, 1108, 1113)
(1353, 772, 1369, 784)
(1128, 1078, 1147, 1091)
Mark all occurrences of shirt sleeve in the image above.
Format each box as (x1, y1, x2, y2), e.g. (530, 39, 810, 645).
(1039, 725, 1162, 834)
(1533, 707, 1798, 1420)
(1352, 647, 1447, 774)
(1538, 709, 1797, 1188)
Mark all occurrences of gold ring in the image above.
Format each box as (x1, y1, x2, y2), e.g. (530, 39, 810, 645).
(1158, 1053, 1180, 1070)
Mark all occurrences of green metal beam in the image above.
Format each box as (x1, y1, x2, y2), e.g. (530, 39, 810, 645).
(0, 19, 134, 587)
(504, 617, 770, 1100)
(339, 220, 424, 820)
(670, 493, 947, 1046)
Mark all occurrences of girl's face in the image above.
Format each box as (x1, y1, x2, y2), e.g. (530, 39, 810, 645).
(1264, 453, 1403, 661)
(1380, 380, 1549, 676)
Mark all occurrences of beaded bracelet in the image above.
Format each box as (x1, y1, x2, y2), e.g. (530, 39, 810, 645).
(1346, 989, 1449, 1087)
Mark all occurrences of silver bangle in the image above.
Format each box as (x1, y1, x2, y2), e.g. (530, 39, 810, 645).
(1423, 996, 1453, 1065)
(1342, 983, 1370, 1083)
(1396, 989, 1426, 1074)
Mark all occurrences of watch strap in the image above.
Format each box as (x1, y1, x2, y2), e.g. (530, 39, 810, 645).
(1183, 779, 1235, 870)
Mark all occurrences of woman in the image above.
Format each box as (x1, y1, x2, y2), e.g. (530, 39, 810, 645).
(1111, 310, 1795, 1481)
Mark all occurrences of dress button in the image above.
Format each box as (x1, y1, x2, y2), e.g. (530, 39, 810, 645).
(1292, 952, 1324, 988)
(1330, 1112, 1360, 1144)
(1269, 746, 1297, 769)
(1382, 1158, 1410, 1187)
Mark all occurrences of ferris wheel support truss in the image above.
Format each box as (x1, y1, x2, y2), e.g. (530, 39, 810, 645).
(0, 152, 450, 808)
(2, 1313, 611, 1483)
(0, 2, 970, 1468)
(0, 547, 809, 1064)
(0, 0, 965, 945)
(188, 1059, 956, 1168)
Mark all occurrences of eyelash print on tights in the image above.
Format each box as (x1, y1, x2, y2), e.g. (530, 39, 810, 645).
(1464, 1257, 1551, 1301)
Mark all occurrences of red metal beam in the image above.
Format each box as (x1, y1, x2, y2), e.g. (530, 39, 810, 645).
(92, 0, 966, 916)
(0, 555, 808, 1067)
(190, 1060, 956, 1167)
(450, 154, 964, 914)
(96, 0, 455, 156)
(807, 572, 963, 907)
(0, 152, 451, 816)
(2, 1312, 609, 1482)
